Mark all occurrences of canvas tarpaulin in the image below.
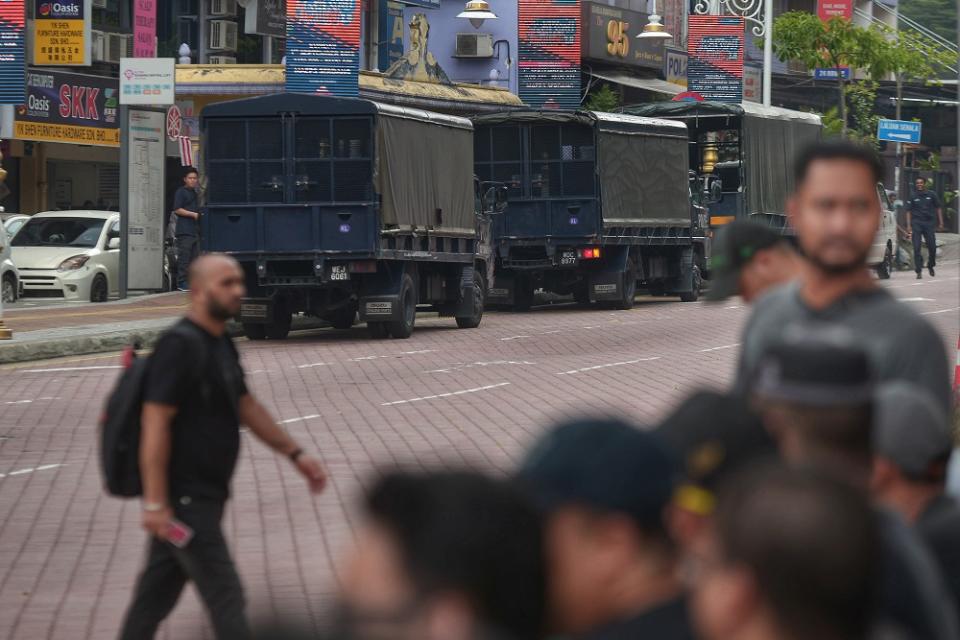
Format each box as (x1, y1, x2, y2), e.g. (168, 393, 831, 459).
(377, 114, 475, 234)
(742, 114, 821, 219)
(598, 131, 690, 227)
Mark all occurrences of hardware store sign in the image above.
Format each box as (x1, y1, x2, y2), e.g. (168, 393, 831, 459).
(14, 70, 120, 146)
(33, 0, 90, 65)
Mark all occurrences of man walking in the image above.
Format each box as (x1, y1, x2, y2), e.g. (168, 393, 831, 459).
(172, 166, 202, 291)
(119, 253, 327, 639)
(735, 142, 951, 414)
(906, 177, 943, 279)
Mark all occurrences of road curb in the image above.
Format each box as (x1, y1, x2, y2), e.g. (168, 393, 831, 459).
(0, 317, 327, 364)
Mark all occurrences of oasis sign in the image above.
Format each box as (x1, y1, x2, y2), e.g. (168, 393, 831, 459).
(33, 0, 90, 66)
(15, 70, 119, 146)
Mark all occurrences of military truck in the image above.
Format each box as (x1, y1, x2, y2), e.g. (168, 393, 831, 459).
(472, 110, 708, 309)
(201, 93, 503, 340)
(623, 101, 822, 230)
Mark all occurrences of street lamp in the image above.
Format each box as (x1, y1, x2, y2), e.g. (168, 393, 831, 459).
(457, 0, 498, 29)
(693, 0, 773, 106)
(637, 1, 674, 40)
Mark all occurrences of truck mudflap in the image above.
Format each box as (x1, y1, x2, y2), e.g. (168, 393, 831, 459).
(582, 246, 630, 304)
(357, 263, 410, 323)
(239, 297, 273, 325)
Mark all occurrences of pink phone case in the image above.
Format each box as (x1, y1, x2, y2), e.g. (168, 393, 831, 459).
(167, 519, 194, 548)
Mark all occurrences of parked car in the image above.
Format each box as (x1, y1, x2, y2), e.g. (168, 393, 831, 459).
(2, 214, 29, 240)
(11, 210, 120, 302)
(0, 220, 19, 303)
(871, 184, 897, 279)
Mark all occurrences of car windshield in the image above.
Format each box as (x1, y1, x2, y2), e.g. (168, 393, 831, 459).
(12, 217, 106, 248)
(5, 218, 26, 238)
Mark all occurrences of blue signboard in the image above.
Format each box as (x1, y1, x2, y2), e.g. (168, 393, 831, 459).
(814, 67, 850, 80)
(877, 119, 921, 144)
(286, 0, 361, 97)
(0, 0, 25, 104)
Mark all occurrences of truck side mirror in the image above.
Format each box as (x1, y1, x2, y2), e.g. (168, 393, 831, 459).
(704, 178, 723, 205)
(484, 186, 508, 214)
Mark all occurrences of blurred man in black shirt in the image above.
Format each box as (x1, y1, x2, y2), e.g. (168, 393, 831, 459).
(119, 254, 327, 640)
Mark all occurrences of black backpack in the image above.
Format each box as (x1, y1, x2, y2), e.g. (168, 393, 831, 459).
(99, 323, 209, 497)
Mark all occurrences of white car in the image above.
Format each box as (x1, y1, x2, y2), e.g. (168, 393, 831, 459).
(11, 211, 120, 302)
(0, 221, 18, 303)
(3, 214, 29, 240)
(870, 184, 897, 280)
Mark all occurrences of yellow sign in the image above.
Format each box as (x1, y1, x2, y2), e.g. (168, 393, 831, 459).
(606, 19, 630, 58)
(33, 20, 87, 66)
(14, 120, 119, 147)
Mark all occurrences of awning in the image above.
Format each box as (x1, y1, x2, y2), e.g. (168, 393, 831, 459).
(588, 70, 684, 97)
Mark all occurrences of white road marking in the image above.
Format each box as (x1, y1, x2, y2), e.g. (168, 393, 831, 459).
(20, 365, 122, 373)
(539, 330, 563, 335)
(3, 400, 32, 405)
(725, 305, 742, 310)
(698, 343, 742, 353)
(401, 349, 436, 355)
(279, 414, 321, 424)
(500, 335, 531, 341)
(349, 349, 436, 362)
(0, 463, 64, 479)
(901, 297, 936, 302)
(296, 362, 329, 369)
(921, 307, 960, 316)
(426, 360, 536, 374)
(381, 382, 511, 406)
(557, 356, 661, 376)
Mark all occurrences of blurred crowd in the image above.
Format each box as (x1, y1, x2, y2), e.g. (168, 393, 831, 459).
(163, 141, 958, 640)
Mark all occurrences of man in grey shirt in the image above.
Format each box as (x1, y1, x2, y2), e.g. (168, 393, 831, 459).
(736, 142, 951, 414)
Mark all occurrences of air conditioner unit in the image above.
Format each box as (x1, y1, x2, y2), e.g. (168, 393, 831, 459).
(209, 0, 237, 17)
(455, 33, 494, 58)
(208, 20, 238, 51)
(208, 55, 237, 64)
(92, 0, 107, 8)
(106, 33, 132, 63)
(91, 29, 106, 61)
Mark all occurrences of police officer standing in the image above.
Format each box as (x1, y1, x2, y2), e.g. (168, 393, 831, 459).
(907, 177, 944, 279)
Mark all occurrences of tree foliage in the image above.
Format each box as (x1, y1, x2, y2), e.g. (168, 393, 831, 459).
(899, 0, 957, 44)
(584, 84, 621, 112)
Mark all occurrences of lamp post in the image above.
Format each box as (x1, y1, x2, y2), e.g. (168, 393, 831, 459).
(694, 0, 773, 106)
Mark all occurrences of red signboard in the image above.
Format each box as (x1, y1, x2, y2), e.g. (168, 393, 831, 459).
(817, 0, 852, 21)
(134, 0, 157, 58)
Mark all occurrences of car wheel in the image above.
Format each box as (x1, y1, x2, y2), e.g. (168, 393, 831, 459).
(1, 274, 16, 303)
(90, 274, 108, 303)
(876, 242, 893, 280)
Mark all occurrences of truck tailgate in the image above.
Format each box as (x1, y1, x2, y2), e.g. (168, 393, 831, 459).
(497, 199, 599, 239)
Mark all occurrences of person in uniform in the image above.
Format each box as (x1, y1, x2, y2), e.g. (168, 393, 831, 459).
(906, 178, 943, 279)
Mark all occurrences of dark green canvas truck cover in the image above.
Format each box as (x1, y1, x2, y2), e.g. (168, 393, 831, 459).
(624, 102, 822, 220)
(472, 110, 690, 228)
(201, 93, 476, 235)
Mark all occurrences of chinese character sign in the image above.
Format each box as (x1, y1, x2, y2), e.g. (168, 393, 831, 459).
(687, 16, 743, 103)
(134, 0, 157, 58)
(33, 0, 90, 66)
(286, 0, 361, 96)
(0, 0, 26, 104)
(518, 0, 581, 110)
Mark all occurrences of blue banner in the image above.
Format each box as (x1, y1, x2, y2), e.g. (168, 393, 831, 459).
(0, 0, 25, 104)
(286, 0, 361, 97)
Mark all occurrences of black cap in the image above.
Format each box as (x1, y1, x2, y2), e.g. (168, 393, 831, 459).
(751, 333, 873, 407)
(706, 221, 783, 301)
(518, 419, 677, 528)
(654, 391, 776, 514)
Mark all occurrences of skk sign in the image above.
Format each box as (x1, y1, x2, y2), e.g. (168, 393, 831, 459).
(58, 85, 99, 120)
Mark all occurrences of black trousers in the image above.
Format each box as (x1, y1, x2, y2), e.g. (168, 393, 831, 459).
(912, 221, 937, 272)
(175, 234, 200, 287)
(118, 501, 250, 640)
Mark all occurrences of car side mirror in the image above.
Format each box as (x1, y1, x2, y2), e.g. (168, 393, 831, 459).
(107, 237, 120, 250)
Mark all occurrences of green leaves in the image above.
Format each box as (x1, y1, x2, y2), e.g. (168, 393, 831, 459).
(770, 12, 882, 72)
(584, 84, 621, 113)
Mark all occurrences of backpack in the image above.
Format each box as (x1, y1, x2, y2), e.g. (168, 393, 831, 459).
(99, 323, 210, 497)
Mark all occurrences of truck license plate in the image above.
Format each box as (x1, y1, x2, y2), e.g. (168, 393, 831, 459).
(560, 251, 577, 266)
(329, 265, 349, 281)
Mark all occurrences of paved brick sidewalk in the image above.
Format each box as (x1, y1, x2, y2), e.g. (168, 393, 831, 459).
(2, 293, 188, 334)
(0, 269, 957, 639)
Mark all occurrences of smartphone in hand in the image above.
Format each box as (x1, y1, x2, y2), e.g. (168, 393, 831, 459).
(167, 519, 194, 548)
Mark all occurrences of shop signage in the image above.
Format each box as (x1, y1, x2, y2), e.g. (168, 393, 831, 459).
(32, 0, 90, 66)
(518, 0, 581, 110)
(244, 0, 285, 38)
(661, 0, 684, 48)
(582, 2, 664, 71)
(165, 104, 181, 140)
(14, 69, 119, 146)
(120, 57, 175, 105)
(0, 0, 26, 104)
(133, 0, 156, 58)
(377, 0, 404, 73)
(743, 64, 761, 102)
(286, 0, 361, 97)
(687, 15, 743, 103)
(817, 0, 852, 21)
(665, 48, 687, 88)
(814, 67, 850, 80)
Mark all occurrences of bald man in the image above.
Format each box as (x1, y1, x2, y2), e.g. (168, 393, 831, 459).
(120, 254, 327, 640)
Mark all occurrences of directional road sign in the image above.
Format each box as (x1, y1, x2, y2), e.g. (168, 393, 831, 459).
(877, 119, 921, 144)
(814, 67, 850, 80)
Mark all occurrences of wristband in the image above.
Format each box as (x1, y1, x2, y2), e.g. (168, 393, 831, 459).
(143, 502, 166, 512)
(289, 448, 304, 463)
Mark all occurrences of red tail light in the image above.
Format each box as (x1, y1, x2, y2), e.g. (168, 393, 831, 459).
(580, 248, 601, 259)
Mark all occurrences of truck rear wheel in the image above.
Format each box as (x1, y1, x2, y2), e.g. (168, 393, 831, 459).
(456, 271, 485, 329)
(388, 274, 417, 339)
(679, 265, 702, 303)
(512, 276, 534, 311)
(243, 323, 267, 341)
(614, 260, 638, 310)
(265, 298, 292, 339)
(328, 304, 358, 330)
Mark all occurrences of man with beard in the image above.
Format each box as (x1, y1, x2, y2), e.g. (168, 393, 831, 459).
(735, 142, 951, 413)
(119, 254, 327, 639)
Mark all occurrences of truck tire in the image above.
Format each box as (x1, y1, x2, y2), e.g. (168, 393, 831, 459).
(614, 260, 638, 310)
(243, 323, 267, 341)
(388, 273, 417, 339)
(456, 270, 485, 329)
(512, 276, 534, 312)
(679, 265, 702, 303)
(573, 283, 590, 306)
(368, 322, 390, 339)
